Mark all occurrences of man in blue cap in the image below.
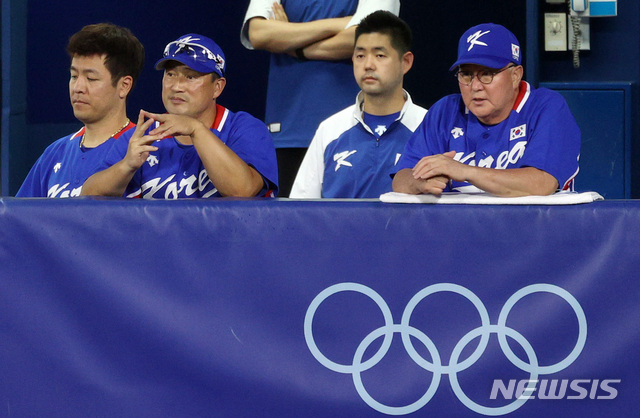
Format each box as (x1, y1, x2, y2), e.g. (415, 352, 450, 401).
(83, 34, 278, 198)
(392, 23, 581, 197)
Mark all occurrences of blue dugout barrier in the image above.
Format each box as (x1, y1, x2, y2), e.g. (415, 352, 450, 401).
(0, 198, 639, 416)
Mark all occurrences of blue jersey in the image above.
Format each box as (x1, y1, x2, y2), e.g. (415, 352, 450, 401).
(290, 91, 427, 198)
(101, 105, 278, 199)
(396, 81, 581, 192)
(241, 0, 400, 148)
(16, 123, 135, 197)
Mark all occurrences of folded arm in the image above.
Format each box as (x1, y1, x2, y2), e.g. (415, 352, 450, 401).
(144, 111, 264, 197)
(247, 10, 353, 60)
(394, 151, 559, 197)
(301, 26, 357, 61)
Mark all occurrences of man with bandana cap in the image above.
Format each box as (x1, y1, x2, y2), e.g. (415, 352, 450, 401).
(392, 23, 580, 197)
(83, 33, 278, 199)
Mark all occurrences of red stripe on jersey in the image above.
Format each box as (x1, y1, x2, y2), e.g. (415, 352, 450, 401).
(512, 81, 530, 113)
(114, 121, 135, 139)
(72, 127, 85, 139)
(562, 167, 580, 191)
(73, 121, 134, 140)
(212, 104, 229, 131)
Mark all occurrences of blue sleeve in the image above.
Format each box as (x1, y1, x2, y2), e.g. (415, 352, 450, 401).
(97, 130, 142, 197)
(16, 160, 46, 197)
(225, 112, 279, 196)
(516, 90, 581, 189)
(15, 139, 65, 197)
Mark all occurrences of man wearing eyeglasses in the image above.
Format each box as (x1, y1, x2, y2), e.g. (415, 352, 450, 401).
(82, 34, 278, 198)
(392, 23, 580, 197)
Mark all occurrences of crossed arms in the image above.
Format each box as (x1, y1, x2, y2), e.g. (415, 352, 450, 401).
(246, 2, 356, 61)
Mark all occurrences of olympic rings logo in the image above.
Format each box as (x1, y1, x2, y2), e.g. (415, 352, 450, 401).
(304, 283, 587, 416)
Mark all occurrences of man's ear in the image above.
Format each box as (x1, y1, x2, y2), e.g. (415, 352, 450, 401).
(512, 65, 524, 87)
(118, 75, 133, 99)
(212, 77, 227, 100)
(402, 51, 414, 75)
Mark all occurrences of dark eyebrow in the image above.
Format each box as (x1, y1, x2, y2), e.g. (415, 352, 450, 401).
(69, 65, 100, 75)
(354, 46, 389, 53)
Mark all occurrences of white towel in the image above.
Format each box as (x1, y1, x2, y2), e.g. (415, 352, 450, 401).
(379, 191, 604, 205)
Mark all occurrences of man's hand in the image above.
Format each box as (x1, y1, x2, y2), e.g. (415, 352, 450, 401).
(272, 2, 289, 22)
(81, 110, 165, 197)
(412, 151, 467, 184)
(393, 151, 460, 196)
(142, 110, 203, 141)
(392, 168, 450, 196)
(122, 110, 163, 173)
(401, 150, 559, 197)
(415, 175, 450, 196)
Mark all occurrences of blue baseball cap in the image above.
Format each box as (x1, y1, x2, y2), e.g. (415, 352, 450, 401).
(155, 33, 226, 78)
(449, 23, 521, 71)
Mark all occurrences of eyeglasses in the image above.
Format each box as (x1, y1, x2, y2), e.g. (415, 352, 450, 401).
(455, 64, 516, 86)
(163, 40, 225, 76)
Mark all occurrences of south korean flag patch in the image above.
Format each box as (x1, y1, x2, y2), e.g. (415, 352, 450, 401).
(512, 43, 520, 62)
(510, 124, 526, 141)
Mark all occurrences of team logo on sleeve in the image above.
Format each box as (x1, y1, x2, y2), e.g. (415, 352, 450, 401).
(333, 150, 357, 172)
(53, 162, 62, 173)
(510, 124, 527, 141)
(451, 127, 464, 139)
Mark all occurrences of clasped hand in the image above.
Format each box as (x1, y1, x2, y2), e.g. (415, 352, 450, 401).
(123, 110, 200, 172)
(411, 151, 468, 196)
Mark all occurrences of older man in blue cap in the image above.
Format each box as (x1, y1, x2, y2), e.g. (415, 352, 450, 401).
(83, 33, 278, 199)
(392, 23, 580, 197)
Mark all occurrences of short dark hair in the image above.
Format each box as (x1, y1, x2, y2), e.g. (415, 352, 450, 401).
(67, 23, 145, 91)
(355, 11, 412, 56)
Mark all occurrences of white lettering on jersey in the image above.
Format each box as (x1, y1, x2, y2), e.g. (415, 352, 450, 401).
(478, 155, 494, 168)
(481, 142, 528, 169)
(47, 183, 82, 198)
(451, 127, 464, 139)
(139, 169, 218, 199)
(454, 151, 476, 165)
(333, 150, 357, 172)
(466, 30, 490, 51)
(455, 141, 528, 170)
(53, 163, 62, 173)
(395, 153, 402, 165)
(140, 175, 176, 197)
(147, 155, 159, 167)
(375, 125, 387, 136)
